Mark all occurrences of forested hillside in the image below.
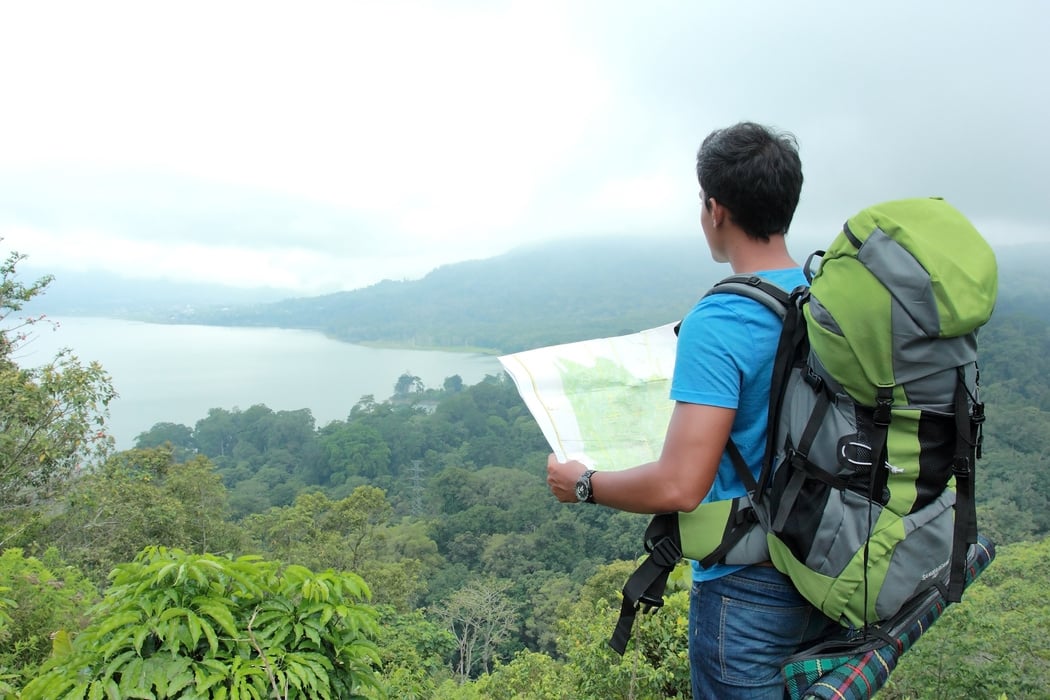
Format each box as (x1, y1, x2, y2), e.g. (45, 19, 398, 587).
(3, 244, 1050, 698)
(162, 236, 728, 352)
(170, 239, 1050, 355)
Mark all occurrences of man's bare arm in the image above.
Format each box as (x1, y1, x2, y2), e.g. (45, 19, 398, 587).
(547, 401, 735, 513)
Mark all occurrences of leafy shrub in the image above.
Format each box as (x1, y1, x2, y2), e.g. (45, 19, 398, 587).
(22, 547, 381, 699)
(0, 548, 96, 686)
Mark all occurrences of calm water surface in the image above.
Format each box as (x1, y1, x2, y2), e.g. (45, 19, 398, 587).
(22, 317, 503, 449)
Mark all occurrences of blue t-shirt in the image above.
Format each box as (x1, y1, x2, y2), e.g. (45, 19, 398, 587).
(670, 267, 808, 582)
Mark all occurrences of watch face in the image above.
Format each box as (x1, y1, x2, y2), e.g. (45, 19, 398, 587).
(575, 481, 588, 502)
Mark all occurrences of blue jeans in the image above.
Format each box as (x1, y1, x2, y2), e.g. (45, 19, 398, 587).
(689, 566, 833, 700)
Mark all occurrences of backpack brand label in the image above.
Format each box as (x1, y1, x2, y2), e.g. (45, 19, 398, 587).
(920, 557, 951, 582)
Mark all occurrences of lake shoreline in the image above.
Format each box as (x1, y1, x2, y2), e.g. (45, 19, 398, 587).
(29, 316, 505, 449)
(57, 313, 506, 357)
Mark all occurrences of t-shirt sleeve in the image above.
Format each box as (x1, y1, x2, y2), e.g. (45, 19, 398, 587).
(670, 297, 750, 408)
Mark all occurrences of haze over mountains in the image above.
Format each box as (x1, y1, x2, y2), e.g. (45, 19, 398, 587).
(19, 266, 298, 316)
(23, 237, 1050, 354)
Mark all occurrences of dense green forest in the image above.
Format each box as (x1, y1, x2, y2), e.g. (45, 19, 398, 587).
(3, 244, 1050, 698)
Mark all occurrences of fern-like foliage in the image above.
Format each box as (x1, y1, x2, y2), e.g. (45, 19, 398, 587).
(21, 547, 381, 699)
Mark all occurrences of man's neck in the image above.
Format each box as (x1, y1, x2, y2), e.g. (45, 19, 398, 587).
(728, 233, 796, 274)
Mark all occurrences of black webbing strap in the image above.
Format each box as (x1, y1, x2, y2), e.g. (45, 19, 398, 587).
(609, 513, 682, 655)
(948, 372, 979, 602)
(862, 388, 894, 627)
(726, 438, 759, 494)
(697, 497, 759, 569)
(694, 440, 761, 569)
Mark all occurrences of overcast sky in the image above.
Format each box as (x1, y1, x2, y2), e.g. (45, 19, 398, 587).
(1, 1, 1047, 294)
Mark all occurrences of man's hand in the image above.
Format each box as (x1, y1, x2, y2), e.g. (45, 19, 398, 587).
(547, 454, 588, 503)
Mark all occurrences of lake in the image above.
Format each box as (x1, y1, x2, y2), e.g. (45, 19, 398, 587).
(20, 317, 504, 449)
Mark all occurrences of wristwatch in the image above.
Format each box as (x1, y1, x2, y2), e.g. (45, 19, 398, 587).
(575, 469, 597, 503)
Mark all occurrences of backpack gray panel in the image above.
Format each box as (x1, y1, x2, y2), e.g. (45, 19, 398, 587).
(892, 304, 978, 376)
(874, 489, 955, 619)
(721, 523, 772, 566)
(898, 367, 961, 413)
(808, 351, 847, 398)
(806, 296, 842, 335)
(857, 227, 941, 337)
(774, 370, 878, 578)
(890, 296, 979, 409)
(776, 371, 860, 480)
(808, 489, 885, 578)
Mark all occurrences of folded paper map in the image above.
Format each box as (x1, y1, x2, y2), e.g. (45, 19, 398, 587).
(498, 323, 678, 471)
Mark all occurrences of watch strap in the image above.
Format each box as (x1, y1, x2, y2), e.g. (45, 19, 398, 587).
(578, 469, 597, 503)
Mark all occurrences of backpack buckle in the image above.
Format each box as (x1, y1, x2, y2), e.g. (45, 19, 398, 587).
(645, 535, 682, 568)
(803, 366, 824, 393)
(636, 593, 666, 613)
(874, 393, 893, 427)
(734, 504, 759, 526)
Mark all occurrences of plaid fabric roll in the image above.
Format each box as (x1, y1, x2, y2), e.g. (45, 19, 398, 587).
(782, 535, 996, 700)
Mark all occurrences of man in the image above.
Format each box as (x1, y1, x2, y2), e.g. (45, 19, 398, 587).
(547, 121, 830, 699)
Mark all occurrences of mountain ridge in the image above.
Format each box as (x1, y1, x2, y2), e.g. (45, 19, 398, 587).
(21, 237, 1050, 354)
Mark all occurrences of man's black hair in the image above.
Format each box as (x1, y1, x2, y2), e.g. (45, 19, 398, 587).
(696, 122, 803, 241)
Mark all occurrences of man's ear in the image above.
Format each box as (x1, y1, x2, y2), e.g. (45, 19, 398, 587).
(708, 198, 727, 227)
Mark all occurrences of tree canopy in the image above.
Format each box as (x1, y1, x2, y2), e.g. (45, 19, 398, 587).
(0, 248, 116, 548)
(3, 244, 1050, 698)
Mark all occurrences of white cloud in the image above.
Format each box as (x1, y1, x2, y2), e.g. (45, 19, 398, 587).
(0, 2, 610, 237)
(1, 1, 1048, 292)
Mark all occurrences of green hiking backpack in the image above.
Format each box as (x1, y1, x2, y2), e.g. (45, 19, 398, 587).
(610, 197, 997, 654)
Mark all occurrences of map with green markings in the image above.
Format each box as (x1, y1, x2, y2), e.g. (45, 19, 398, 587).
(499, 324, 677, 471)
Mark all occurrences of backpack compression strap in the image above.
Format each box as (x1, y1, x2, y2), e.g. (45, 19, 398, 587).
(862, 387, 894, 627)
(948, 368, 982, 601)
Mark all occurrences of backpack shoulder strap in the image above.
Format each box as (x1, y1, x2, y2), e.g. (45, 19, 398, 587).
(612, 275, 805, 656)
(700, 274, 809, 501)
(703, 274, 792, 319)
(673, 274, 794, 338)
